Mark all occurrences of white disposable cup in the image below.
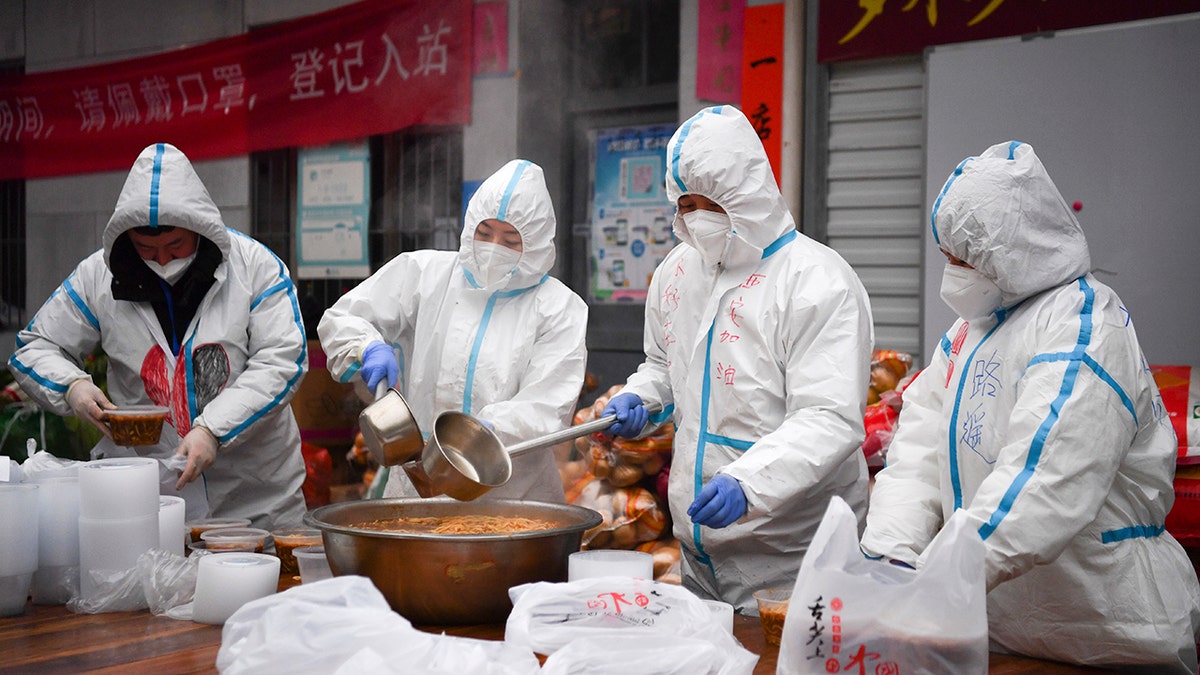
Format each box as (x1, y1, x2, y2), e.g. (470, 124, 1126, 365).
(158, 496, 186, 557)
(294, 546, 333, 583)
(78, 458, 159, 520)
(32, 476, 80, 566)
(78, 513, 158, 602)
(567, 549, 654, 581)
(192, 553, 279, 624)
(0, 484, 39, 576)
(0, 484, 39, 616)
(702, 599, 735, 634)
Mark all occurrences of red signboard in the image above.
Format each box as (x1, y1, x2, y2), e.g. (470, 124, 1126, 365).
(741, 3, 784, 188)
(819, 0, 1200, 63)
(696, 0, 746, 102)
(0, 0, 472, 181)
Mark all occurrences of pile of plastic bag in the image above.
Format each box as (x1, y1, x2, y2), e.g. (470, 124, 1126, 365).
(557, 386, 680, 583)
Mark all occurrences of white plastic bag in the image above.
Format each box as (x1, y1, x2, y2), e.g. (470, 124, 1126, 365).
(216, 576, 540, 675)
(778, 497, 988, 675)
(506, 577, 757, 674)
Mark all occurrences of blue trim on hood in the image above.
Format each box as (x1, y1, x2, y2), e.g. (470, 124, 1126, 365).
(930, 156, 974, 246)
(149, 143, 166, 228)
(669, 107, 721, 194)
(1006, 140, 1023, 159)
(496, 160, 531, 222)
(762, 230, 796, 259)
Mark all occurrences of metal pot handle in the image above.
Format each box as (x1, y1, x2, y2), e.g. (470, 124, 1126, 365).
(505, 401, 664, 459)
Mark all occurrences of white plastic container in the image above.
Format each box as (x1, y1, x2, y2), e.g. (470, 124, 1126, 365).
(0, 484, 39, 616)
(567, 549, 653, 581)
(192, 553, 279, 624)
(157, 496, 186, 557)
(78, 513, 158, 602)
(30, 476, 80, 605)
(78, 457, 158, 520)
(293, 545, 333, 584)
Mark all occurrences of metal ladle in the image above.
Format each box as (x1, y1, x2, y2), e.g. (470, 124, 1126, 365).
(402, 402, 664, 501)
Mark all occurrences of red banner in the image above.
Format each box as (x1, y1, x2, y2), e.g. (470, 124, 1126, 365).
(0, 0, 472, 181)
(741, 3, 784, 188)
(819, 0, 1200, 63)
(695, 0, 745, 102)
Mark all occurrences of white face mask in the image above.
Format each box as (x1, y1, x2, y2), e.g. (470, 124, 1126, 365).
(940, 264, 1004, 319)
(680, 209, 732, 266)
(473, 241, 522, 287)
(144, 251, 197, 285)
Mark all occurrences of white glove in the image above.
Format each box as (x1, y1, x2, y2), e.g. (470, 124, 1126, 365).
(66, 378, 115, 438)
(176, 426, 219, 489)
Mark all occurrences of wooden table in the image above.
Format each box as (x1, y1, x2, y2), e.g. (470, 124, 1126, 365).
(0, 593, 1110, 674)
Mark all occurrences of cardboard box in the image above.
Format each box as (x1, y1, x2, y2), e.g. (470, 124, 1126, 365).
(291, 341, 361, 445)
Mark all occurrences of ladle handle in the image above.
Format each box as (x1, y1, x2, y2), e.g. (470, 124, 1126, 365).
(375, 382, 389, 401)
(506, 401, 664, 459)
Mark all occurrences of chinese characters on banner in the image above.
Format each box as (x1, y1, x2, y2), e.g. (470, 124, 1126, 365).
(296, 143, 371, 280)
(591, 125, 678, 304)
(0, 0, 471, 181)
(695, 0, 745, 102)
(741, 3, 783, 188)
(473, 1, 509, 76)
(817, 0, 1200, 63)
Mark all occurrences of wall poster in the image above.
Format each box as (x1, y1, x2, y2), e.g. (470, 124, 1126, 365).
(296, 142, 371, 279)
(590, 124, 677, 303)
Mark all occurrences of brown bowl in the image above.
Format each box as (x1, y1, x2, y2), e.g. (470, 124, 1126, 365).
(304, 498, 602, 626)
(106, 406, 168, 446)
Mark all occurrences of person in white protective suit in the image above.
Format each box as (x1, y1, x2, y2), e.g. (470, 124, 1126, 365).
(860, 140, 1200, 672)
(603, 106, 875, 614)
(318, 159, 587, 502)
(8, 142, 308, 532)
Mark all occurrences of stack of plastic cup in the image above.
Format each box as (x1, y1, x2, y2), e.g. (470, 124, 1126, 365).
(30, 475, 80, 605)
(0, 483, 39, 616)
(192, 553, 280, 624)
(158, 496, 186, 557)
(77, 458, 160, 603)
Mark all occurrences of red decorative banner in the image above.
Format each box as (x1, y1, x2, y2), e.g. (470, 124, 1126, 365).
(0, 0, 472, 181)
(741, 3, 783, 188)
(819, 0, 1200, 63)
(473, 1, 509, 76)
(696, 0, 745, 102)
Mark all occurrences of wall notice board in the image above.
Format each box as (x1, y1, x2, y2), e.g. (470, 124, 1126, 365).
(922, 14, 1200, 365)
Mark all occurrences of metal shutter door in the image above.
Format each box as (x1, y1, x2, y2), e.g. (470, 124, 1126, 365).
(822, 56, 925, 362)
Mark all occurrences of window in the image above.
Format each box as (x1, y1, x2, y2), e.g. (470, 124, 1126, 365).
(0, 179, 24, 331)
(251, 128, 463, 336)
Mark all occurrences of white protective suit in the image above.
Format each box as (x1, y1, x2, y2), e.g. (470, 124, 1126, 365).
(618, 106, 874, 614)
(861, 141, 1200, 672)
(318, 160, 587, 502)
(9, 143, 308, 532)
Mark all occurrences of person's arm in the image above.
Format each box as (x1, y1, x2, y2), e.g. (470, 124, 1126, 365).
(317, 253, 426, 385)
(610, 262, 676, 433)
(860, 341, 954, 565)
(190, 244, 307, 445)
(718, 263, 873, 519)
(474, 288, 589, 442)
(9, 262, 107, 417)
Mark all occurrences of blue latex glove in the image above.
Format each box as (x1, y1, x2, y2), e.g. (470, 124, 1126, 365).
(602, 392, 648, 438)
(360, 341, 398, 391)
(687, 474, 747, 528)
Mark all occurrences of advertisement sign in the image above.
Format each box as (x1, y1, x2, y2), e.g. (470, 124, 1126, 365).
(591, 125, 677, 303)
(0, 0, 471, 181)
(296, 143, 371, 279)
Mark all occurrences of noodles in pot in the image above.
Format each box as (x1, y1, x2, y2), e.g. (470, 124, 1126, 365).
(356, 514, 556, 535)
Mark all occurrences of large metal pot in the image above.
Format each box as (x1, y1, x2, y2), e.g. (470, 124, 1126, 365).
(304, 498, 602, 625)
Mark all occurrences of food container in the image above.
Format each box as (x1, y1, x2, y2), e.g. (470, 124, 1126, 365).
(293, 546, 333, 583)
(271, 527, 323, 576)
(192, 553, 279, 625)
(305, 497, 602, 625)
(105, 406, 169, 446)
(753, 588, 791, 646)
(201, 527, 270, 553)
(567, 550, 653, 581)
(186, 517, 252, 544)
